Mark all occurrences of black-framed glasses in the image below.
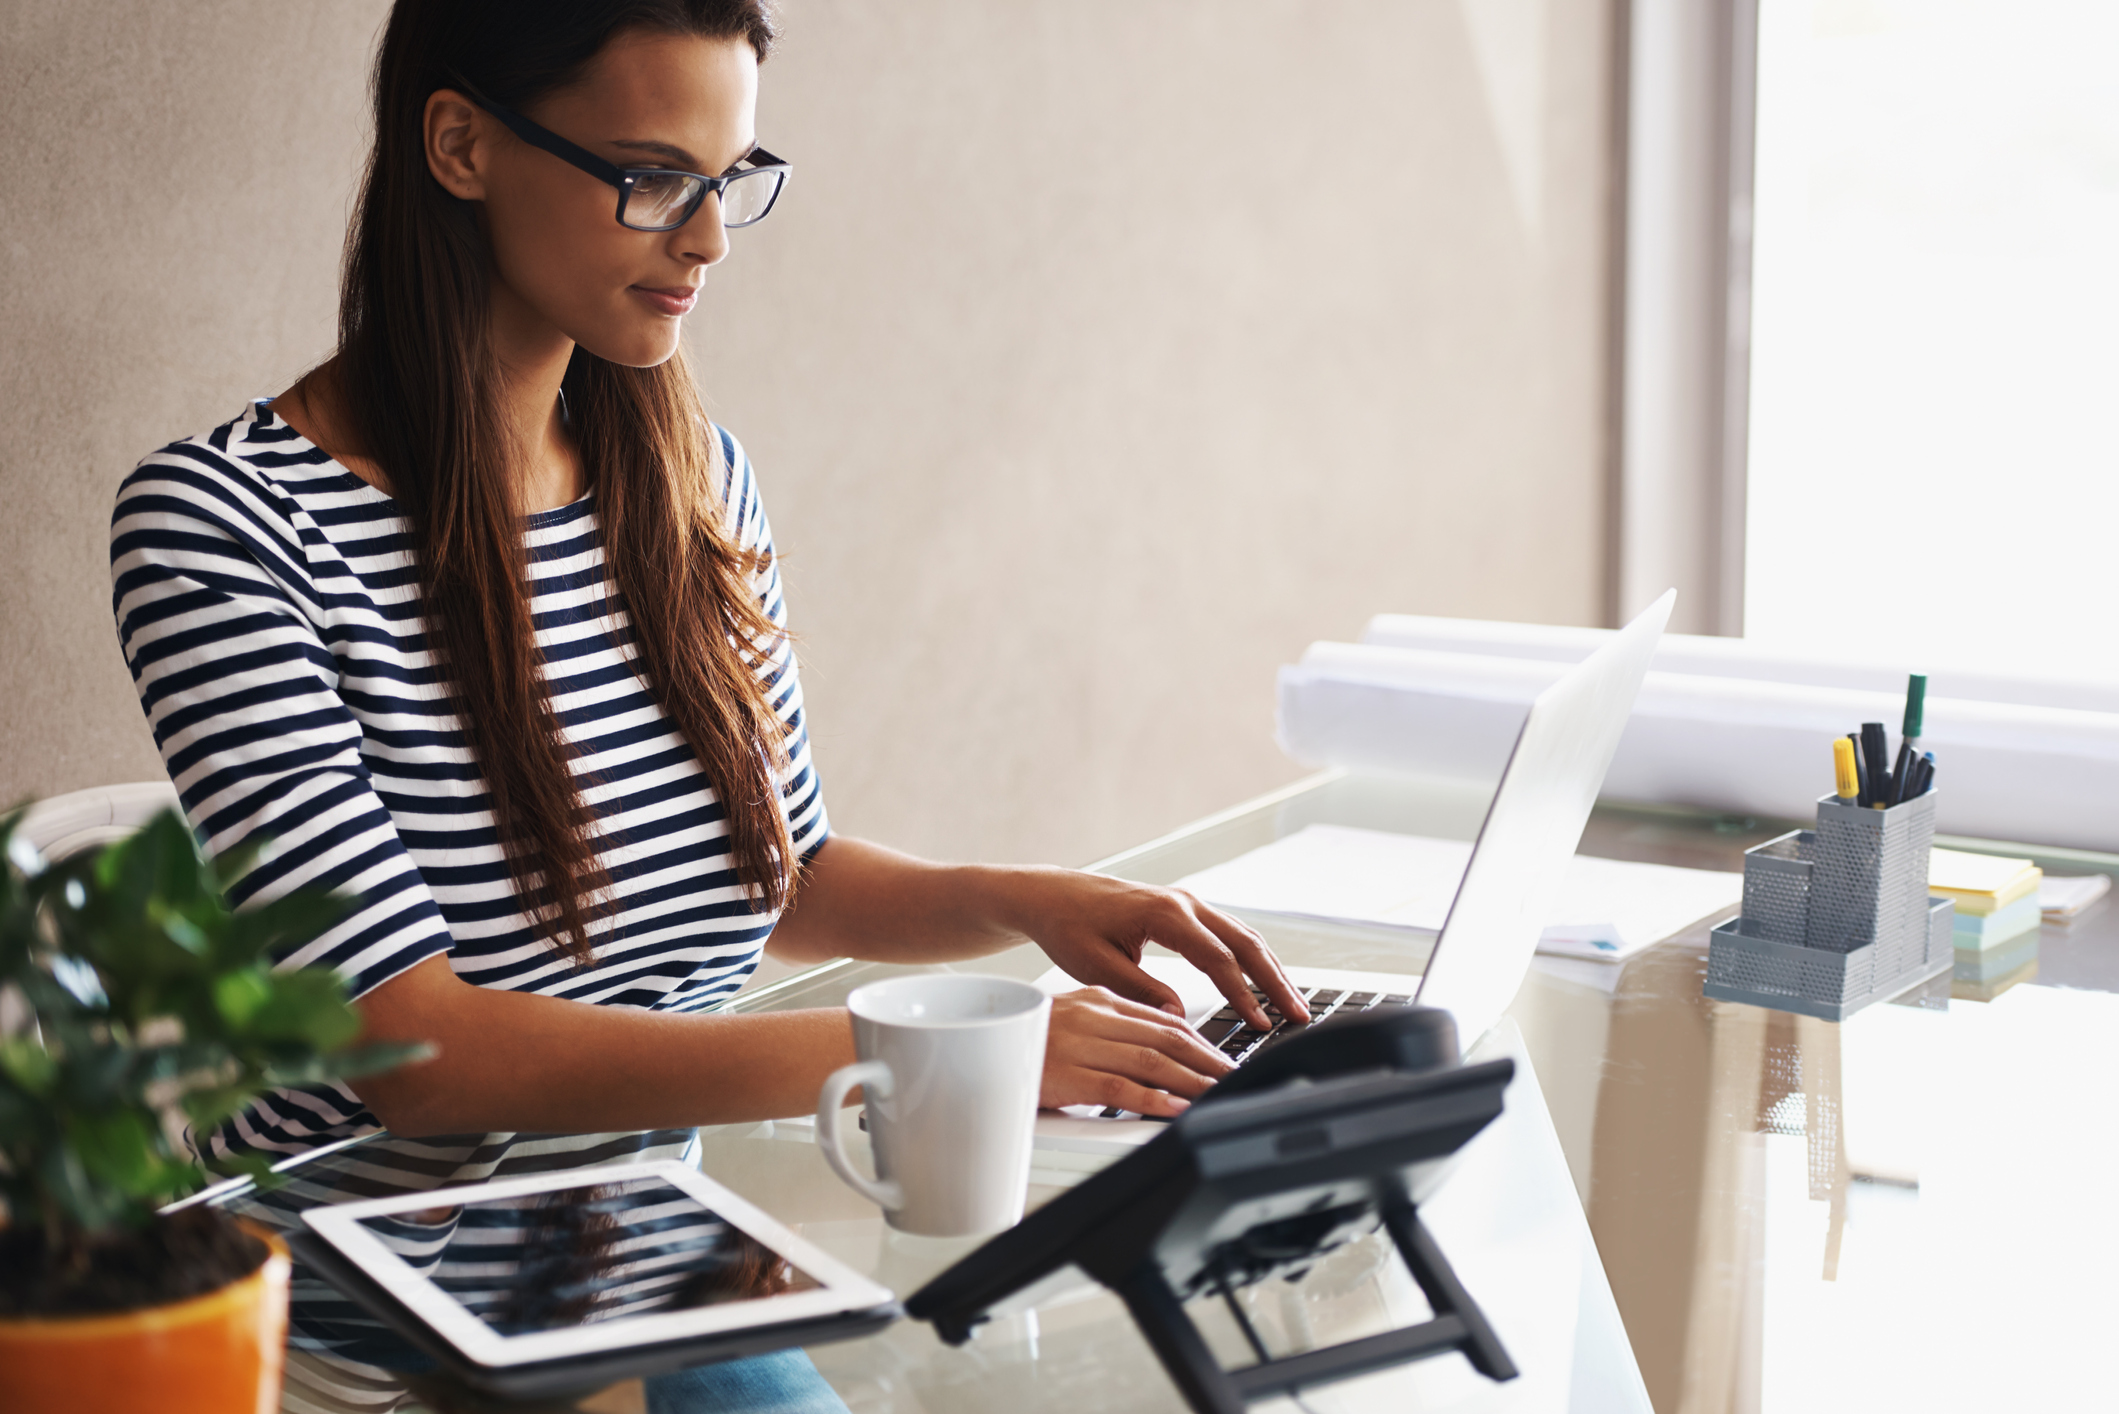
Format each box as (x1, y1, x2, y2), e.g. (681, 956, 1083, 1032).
(465, 93, 789, 231)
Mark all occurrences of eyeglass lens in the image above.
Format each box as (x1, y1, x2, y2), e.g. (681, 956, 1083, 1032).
(717, 169, 781, 227)
(624, 168, 783, 231)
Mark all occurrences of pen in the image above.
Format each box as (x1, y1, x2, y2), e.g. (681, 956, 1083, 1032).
(1833, 737, 1860, 806)
(1848, 731, 1870, 806)
(1915, 750, 1935, 798)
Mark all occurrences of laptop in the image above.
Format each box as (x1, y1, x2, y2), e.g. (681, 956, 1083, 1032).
(1030, 589, 1675, 1158)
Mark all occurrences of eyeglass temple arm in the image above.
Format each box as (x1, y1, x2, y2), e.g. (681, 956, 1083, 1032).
(463, 92, 629, 189)
(461, 85, 784, 191)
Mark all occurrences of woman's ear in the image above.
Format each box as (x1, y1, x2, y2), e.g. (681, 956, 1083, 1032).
(424, 89, 490, 201)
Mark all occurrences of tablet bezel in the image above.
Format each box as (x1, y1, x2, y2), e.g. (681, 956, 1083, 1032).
(301, 1159, 894, 1369)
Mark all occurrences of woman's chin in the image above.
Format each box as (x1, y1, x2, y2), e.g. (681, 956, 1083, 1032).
(575, 326, 686, 370)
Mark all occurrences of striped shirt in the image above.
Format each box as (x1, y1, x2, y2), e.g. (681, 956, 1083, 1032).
(110, 400, 828, 1207)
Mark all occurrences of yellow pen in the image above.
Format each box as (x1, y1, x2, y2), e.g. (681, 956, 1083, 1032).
(1833, 736, 1860, 806)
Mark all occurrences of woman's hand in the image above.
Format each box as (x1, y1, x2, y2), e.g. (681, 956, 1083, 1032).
(1040, 987, 1235, 1118)
(764, 840, 1309, 1114)
(993, 868, 1309, 1032)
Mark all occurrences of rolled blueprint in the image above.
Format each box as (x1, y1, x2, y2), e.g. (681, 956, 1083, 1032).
(1278, 641, 2119, 853)
(1358, 614, 2119, 716)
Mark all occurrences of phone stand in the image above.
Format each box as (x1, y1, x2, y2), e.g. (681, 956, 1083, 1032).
(907, 1007, 1519, 1414)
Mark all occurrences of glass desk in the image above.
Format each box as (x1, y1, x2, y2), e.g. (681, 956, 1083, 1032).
(225, 770, 2119, 1413)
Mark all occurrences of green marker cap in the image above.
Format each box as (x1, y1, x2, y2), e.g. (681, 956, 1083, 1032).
(1902, 673, 1926, 740)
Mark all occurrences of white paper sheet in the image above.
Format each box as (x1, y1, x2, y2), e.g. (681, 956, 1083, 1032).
(2042, 874, 2112, 920)
(1177, 823, 1742, 963)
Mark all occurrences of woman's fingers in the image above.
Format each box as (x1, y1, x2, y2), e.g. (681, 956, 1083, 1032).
(1052, 1070, 1194, 1119)
(1059, 951, 1188, 1018)
(1041, 988, 1233, 1115)
(1078, 989, 1235, 1076)
(1141, 909, 1265, 1029)
(1150, 896, 1309, 1029)
(1189, 897, 1308, 1023)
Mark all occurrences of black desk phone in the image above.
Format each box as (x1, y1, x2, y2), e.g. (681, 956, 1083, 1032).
(907, 1004, 1520, 1414)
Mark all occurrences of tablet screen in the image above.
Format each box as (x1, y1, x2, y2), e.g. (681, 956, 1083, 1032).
(354, 1174, 823, 1338)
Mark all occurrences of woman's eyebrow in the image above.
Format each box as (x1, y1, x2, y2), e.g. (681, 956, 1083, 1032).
(610, 137, 758, 174)
(610, 138, 703, 168)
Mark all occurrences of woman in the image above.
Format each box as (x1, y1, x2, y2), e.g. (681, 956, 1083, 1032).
(110, 1, 1304, 1406)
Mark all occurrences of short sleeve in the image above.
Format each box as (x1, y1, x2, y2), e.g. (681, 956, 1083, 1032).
(110, 443, 456, 998)
(715, 427, 829, 863)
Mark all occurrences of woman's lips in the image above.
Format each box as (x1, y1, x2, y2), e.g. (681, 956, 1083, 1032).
(632, 285, 698, 317)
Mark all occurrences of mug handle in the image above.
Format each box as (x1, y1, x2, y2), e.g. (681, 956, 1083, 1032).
(815, 1059, 905, 1211)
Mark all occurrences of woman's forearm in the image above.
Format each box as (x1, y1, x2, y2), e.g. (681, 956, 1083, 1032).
(352, 838, 1051, 1138)
(767, 835, 1040, 966)
(766, 836, 1305, 1032)
(350, 954, 854, 1136)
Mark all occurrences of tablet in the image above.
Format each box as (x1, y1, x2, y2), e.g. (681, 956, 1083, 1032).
(299, 1159, 898, 1394)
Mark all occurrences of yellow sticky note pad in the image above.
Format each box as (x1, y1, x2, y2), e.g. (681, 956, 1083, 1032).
(1929, 847, 2042, 913)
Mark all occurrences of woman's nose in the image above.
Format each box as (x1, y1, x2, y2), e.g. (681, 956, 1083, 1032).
(675, 193, 732, 266)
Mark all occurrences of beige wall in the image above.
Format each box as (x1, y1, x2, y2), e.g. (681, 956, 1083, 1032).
(1, 1, 1620, 868)
(0, 1, 387, 810)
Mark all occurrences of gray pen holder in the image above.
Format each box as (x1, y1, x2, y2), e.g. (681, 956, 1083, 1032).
(1704, 791, 1955, 1021)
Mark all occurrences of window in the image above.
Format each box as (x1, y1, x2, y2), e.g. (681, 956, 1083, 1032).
(1743, 0, 2119, 674)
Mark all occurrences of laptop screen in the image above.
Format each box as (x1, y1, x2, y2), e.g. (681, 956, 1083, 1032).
(1415, 591, 1673, 1044)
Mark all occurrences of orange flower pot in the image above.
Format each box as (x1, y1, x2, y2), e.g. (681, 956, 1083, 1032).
(0, 1224, 290, 1414)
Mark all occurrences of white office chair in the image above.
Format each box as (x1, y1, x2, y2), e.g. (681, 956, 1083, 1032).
(3, 782, 183, 1039)
(15, 780, 182, 862)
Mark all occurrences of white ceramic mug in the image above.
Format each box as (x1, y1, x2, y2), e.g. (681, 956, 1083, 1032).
(815, 974, 1052, 1237)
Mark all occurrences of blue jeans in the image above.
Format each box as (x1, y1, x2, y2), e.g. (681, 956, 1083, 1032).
(644, 1349, 849, 1414)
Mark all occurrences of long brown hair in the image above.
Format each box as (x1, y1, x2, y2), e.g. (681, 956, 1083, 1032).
(336, 0, 792, 962)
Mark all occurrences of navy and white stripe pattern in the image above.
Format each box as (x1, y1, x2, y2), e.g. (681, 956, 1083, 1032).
(110, 400, 827, 1194)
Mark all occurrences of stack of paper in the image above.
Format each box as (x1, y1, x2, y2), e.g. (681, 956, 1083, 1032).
(1929, 848, 2044, 985)
(2041, 875, 2112, 922)
(1174, 824, 1743, 964)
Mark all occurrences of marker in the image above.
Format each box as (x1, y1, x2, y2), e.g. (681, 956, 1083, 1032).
(1833, 737, 1860, 805)
(1860, 723, 1892, 809)
(1915, 750, 1936, 799)
(1887, 738, 1917, 806)
(1848, 732, 1870, 806)
(1901, 674, 1927, 746)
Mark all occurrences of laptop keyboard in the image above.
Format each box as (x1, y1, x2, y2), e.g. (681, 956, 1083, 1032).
(1097, 983, 1414, 1119)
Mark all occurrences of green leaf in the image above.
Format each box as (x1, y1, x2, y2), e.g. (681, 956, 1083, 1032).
(43, 1143, 137, 1231)
(247, 968, 361, 1050)
(212, 968, 273, 1027)
(64, 1110, 163, 1197)
(0, 1035, 57, 1094)
(160, 909, 212, 957)
(0, 1081, 58, 1153)
(63, 1043, 136, 1108)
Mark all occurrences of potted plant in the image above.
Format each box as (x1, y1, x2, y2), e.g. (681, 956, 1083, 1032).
(0, 807, 424, 1413)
